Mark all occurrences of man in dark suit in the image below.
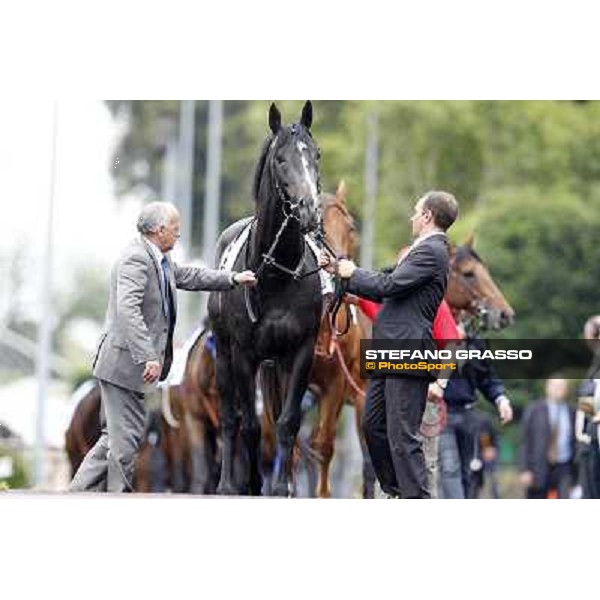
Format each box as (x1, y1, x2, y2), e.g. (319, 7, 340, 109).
(520, 377, 576, 499)
(70, 201, 256, 493)
(321, 190, 458, 498)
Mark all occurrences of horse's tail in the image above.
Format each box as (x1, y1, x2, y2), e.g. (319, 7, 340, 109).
(259, 360, 283, 425)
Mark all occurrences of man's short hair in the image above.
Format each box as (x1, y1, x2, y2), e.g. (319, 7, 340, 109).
(422, 191, 458, 231)
(137, 202, 178, 235)
(584, 315, 600, 340)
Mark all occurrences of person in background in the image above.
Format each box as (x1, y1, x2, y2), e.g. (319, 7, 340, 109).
(575, 315, 600, 498)
(520, 377, 576, 499)
(437, 326, 513, 499)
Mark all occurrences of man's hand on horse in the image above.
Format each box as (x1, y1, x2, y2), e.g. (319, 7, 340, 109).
(234, 270, 258, 286)
(337, 259, 356, 279)
(143, 360, 162, 384)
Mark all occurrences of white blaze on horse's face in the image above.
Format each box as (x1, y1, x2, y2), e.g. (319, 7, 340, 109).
(297, 141, 319, 206)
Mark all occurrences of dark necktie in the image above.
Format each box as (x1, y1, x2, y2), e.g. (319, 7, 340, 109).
(161, 256, 174, 322)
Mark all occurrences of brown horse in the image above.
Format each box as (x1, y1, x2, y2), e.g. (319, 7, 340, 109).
(134, 329, 223, 493)
(308, 181, 371, 498)
(65, 380, 101, 478)
(446, 235, 515, 330)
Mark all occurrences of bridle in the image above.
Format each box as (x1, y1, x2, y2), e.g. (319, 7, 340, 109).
(245, 133, 328, 323)
(254, 138, 324, 273)
(449, 249, 495, 334)
(317, 198, 359, 337)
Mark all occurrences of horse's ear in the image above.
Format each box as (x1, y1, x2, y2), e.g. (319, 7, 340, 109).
(336, 180, 347, 201)
(269, 103, 282, 134)
(300, 101, 313, 130)
(464, 232, 475, 248)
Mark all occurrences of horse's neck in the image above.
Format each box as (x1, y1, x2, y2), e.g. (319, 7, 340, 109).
(251, 188, 304, 270)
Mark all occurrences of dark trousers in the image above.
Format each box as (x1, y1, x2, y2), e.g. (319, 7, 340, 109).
(526, 462, 572, 499)
(579, 427, 600, 499)
(362, 376, 430, 499)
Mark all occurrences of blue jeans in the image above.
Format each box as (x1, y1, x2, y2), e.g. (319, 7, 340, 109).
(439, 409, 479, 499)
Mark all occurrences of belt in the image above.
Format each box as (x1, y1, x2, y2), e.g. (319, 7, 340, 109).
(446, 403, 475, 412)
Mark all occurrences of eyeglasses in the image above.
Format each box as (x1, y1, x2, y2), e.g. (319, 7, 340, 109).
(160, 225, 181, 239)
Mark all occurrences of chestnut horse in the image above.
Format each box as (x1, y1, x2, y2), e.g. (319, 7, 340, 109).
(65, 380, 101, 478)
(134, 329, 224, 493)
(308, 181, 370, 498)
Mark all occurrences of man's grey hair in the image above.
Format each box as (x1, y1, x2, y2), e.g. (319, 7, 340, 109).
(137, 202, 178, 235)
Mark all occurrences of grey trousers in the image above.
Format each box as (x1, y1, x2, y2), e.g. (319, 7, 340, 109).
(422, 434, 440, 499)
(69, 379, 146, 493)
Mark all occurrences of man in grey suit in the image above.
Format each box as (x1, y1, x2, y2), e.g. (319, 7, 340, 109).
(321, 191, 458, 498)
(70, 201, 256, 492)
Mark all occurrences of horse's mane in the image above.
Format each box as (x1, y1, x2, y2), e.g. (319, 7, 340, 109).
(320, 192, 357, 230)
(455, 244, 483, 265)
(252, 134, 274, 203)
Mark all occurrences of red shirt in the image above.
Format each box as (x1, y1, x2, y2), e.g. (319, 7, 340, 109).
(358, 298, 459, 349)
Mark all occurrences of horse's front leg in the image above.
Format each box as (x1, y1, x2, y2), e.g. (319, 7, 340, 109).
(187, 415, 213, 494)
(216, 345, 240, 495)
(273, 340, 315, 497)
(313, 382, 344, 498)
(231, 347, 262, 496)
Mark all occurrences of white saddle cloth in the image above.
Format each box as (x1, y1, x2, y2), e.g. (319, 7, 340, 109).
(218, 221, 333, 295)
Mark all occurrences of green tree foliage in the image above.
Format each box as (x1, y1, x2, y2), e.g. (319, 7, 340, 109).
(453, 187, 600, 339)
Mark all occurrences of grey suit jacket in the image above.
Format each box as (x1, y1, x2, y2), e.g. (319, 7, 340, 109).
(92, 237, 234, 393)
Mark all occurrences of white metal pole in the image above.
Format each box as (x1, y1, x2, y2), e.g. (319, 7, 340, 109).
(202, 100, 223, 270)
(176, 100, 195, 334)
(34, 101, 59, 489)
(178, 101, 195, 258)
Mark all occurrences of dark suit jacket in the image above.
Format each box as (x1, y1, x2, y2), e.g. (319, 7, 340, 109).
(520, 399, 576, 489)
(347, 233, 449, 378)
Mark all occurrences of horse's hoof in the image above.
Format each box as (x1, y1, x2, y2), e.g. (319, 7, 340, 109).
(217, 481, 238, 496)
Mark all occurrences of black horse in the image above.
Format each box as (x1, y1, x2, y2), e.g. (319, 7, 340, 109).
(208, 101, 324, 496)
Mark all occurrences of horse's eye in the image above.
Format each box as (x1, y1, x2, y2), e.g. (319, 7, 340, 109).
(462, 270, 475, 278)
